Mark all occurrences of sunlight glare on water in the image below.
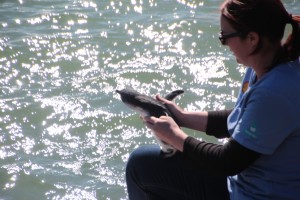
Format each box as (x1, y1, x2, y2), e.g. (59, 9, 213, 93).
(0, 0, 299, 199)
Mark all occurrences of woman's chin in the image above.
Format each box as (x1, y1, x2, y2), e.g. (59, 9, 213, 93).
(236, 58, 243, 65)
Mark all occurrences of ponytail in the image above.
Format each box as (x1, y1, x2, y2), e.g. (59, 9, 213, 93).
(283, 15, 300, 61)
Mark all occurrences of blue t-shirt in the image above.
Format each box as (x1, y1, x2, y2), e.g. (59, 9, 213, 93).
(227, 59, 300, 200)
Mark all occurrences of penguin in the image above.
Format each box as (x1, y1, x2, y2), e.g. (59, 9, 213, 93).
(116, 88, 184, 155)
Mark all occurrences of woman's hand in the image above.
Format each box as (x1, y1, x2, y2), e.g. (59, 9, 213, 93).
(155, 94, 185, 126)
(156, 94, 209, 132)
(143, 115, 188, 152)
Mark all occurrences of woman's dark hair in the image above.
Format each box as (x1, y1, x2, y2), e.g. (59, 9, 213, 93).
(220, 0, 300, 65)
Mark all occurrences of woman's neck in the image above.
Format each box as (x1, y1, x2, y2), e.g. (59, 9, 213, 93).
(251, 42, 281, 79)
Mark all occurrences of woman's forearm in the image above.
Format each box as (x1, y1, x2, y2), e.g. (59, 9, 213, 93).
(178, 109, 232, 139)
(178, 111, 208, 132)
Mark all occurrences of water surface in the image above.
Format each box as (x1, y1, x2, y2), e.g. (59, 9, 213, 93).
(0, 0, 299, 199)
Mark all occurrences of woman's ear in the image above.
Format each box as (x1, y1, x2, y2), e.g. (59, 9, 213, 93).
(248, 31, 260, 47)
(247, 31, 262, 55)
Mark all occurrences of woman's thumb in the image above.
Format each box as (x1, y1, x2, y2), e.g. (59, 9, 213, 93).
(156, 94, 171, 104)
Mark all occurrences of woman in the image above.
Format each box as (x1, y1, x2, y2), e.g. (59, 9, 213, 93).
(126, 0, 300, 199)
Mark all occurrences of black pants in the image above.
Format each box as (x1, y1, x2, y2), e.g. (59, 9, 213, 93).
(126, 145, 230, 200)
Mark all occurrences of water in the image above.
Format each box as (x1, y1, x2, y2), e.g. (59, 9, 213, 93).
(0, 0, 299, 199)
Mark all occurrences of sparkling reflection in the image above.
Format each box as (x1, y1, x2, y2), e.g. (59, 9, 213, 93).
(2, 0, 291, 198)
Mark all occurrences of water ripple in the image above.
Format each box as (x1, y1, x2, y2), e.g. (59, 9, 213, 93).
(1, 0, 298, 199)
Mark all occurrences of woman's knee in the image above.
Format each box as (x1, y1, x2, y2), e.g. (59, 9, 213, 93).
(126, 145, 161, 192)
(127, 145, 159, 168)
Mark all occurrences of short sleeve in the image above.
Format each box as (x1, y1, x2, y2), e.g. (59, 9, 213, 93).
(230, 88, 296, 155)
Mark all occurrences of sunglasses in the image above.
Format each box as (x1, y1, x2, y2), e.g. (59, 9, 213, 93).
(218, 31, 241, 45)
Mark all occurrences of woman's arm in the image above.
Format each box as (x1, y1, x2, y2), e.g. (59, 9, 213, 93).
(183, 136, 261, 176)
(206, 110, 232, 138)
(155, 94, 209, 132)
(144, 115, 260, 176)
(156, 95, 232, 138)
(178, 110, 209, 132)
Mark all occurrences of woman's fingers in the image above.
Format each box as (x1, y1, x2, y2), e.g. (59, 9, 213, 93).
(143, 116, 168, 130)
(156, 94, 171, 104)
(143, 116, 157, 127)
